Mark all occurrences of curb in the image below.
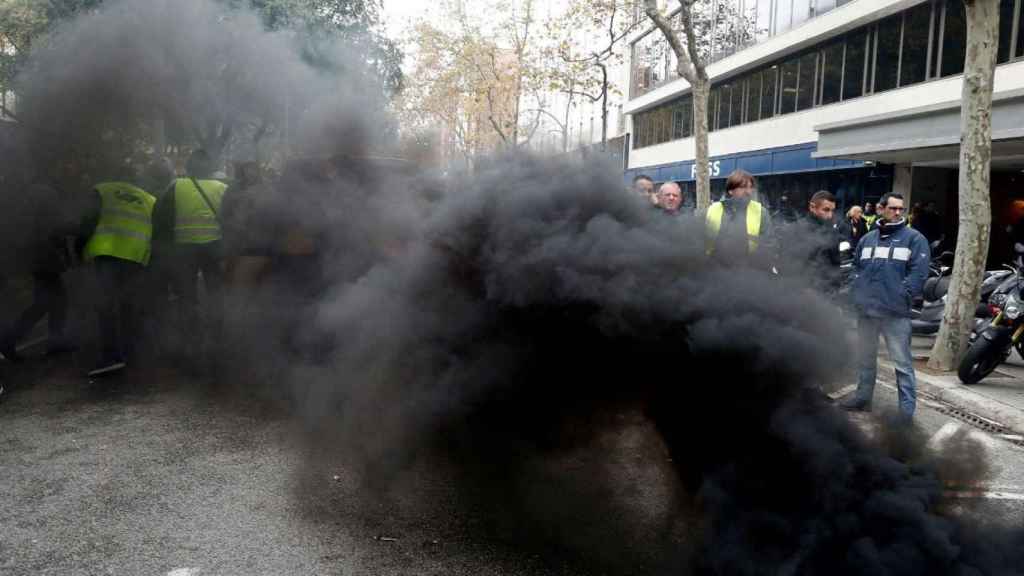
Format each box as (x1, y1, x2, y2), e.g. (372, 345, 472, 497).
(877, 358, 1024, 435)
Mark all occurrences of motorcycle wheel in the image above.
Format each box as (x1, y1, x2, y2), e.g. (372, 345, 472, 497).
(958, 336, 1010, 385)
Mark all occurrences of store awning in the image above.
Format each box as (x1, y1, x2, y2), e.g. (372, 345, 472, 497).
(813, 88, 1024, 168)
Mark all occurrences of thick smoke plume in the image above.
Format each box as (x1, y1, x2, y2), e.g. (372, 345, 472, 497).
(288, 155, 1024, 574)
(3, 1, 1023, 574)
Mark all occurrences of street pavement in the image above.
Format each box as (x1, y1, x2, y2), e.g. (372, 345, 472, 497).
(1, 355, 1023, 576)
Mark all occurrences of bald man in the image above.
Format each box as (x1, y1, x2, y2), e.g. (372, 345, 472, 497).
(657, 182, 683, 215)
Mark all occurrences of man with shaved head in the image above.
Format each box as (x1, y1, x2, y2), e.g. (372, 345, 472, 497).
(656, 181, 683, 216)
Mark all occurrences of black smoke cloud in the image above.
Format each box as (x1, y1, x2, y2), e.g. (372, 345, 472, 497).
(4, 1, 1024, 574)
(269, 152, 1022, 574)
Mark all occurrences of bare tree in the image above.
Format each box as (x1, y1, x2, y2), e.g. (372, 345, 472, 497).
(545, 0, 639, 151)
(928, 0, 1000, 370)
(644, 0, 711, 211)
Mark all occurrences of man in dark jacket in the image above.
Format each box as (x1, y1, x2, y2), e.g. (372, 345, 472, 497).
(795, 190, 852, 294)
(841, 193, 931, 423)
(0, 182, 79, 361)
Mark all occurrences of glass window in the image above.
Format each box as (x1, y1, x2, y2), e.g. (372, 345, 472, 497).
(900, 3, 931, 86)
(672, 102, 684, 140)
(731, 79, 745, 125)
(737, 0, 758, 49)
(792, 0, 811, 28)
(796, 51, 817, 110)
(998, 0, 1015, 63)
(776, 0, 793, 35)
(718, 84, 733, 129)
(756, 0, 773, 40)
(820, 41, 843, 105)
(816, 0, 837, 17)
(874, 15, 901, 93)
(1018, 0, 1024, 58)
(762, 66, 778, 118)
(658, 106, 672, 143)
(779, 58, 799, 114)
(941, 0, 966, 77)
(746, 70, 762, 122)
(843, 31, 866, 100)
(630, 31, 675, 97)
(680, 97, 693, 138)
(708, 88, 719, 131)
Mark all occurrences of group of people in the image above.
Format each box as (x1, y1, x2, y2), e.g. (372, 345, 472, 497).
(633, 170, 931, 425)
(1, 150, 238, 378)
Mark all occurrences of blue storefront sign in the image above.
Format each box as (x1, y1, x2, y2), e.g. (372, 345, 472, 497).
(624, 142, 864, 184)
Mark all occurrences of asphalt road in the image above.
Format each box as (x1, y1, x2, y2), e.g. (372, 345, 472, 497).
(2, 358, 1022, 576)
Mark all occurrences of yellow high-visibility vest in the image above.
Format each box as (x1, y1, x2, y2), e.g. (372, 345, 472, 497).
(173, 178, 227, 244)
(84, 182, 156, 265)
(705, 200, 763, 256)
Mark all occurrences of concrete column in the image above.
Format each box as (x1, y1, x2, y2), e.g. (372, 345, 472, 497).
(892, 164, 913, 206)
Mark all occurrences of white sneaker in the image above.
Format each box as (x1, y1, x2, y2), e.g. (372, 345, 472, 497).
(87, 360, 126, 377)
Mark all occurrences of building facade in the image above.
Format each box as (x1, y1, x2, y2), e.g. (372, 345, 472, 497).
(624, 0, 1024, 258)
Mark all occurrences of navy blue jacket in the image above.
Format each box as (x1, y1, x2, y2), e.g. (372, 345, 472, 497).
(852, 221, 931, 317)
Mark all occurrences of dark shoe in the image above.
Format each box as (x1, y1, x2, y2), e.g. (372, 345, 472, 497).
(839, 398, 872, 412)
(87, 359, 126, 378)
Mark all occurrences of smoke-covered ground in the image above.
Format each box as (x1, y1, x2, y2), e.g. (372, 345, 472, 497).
(3, 1, 1024, 574)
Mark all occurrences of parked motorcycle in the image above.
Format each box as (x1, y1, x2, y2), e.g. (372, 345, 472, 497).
(957, 244, 1024, 385)
(910, 239, 1011, 335)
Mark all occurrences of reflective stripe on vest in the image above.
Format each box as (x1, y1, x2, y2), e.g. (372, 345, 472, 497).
(705, 200, 763, 256)
(173, 178, 227, 244)
(84, 182, 156, 265)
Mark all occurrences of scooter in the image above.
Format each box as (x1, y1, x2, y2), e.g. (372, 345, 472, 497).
(957, 244, 1024, 385)
(910, 240, 1011, 335)
(911, 268, 1011, 334)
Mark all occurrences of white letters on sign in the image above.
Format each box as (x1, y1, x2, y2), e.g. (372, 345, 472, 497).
(690, 160, 722, 179)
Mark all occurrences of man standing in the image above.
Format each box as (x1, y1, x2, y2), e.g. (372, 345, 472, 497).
(633, 174, 657, 206)
(802, 191, 852, 292)
(839, 205, 869, 244)
(705, 169, 771, 266)
(842, 193, 930, 424)
(863, 202, 877, 228)
(81, 175, 156, 376)
(1, 181, 78, 362)
(154, 150, 228, 343)
(656, 182, 683, 215)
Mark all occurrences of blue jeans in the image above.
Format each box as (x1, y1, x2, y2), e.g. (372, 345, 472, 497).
(855, 315, 916, 417)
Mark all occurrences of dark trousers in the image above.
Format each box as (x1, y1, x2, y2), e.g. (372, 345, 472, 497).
(170, 242, 223, 308)
(4, 270, 67, 349)
(168, 243, 224, 366)
(95, 257, 143, 362)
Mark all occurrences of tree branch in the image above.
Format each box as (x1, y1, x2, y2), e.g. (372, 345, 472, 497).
(677, 0, 707, 79)
(522, 107, 566, 130)
(643, 0, 697, 82)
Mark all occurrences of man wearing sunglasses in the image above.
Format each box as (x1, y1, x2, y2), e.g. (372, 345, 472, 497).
(841, 193, 931, 425)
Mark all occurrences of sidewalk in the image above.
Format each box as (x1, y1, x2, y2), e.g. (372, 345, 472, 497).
(876, 334, 1024, 435)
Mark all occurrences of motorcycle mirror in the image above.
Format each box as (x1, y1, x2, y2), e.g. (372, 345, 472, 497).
(1015, 242, 1024, 255)
(930, 239, 942, 251)
(940, 251, 955, 264)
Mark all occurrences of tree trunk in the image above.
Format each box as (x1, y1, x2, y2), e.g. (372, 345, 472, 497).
(928, 0, 999, 371)
(600, 64, 608, 151)
(692, 77, 711, 212)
